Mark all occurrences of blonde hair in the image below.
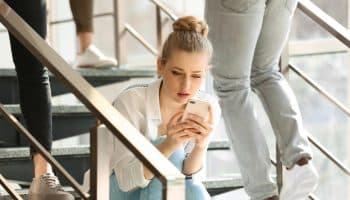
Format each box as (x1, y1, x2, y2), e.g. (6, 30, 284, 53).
(160, 16, 213, 64)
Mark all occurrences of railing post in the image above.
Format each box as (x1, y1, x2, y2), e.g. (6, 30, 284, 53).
(113, 0, 127, 67)
(0, 174, 23, 200)
(90, 120, 111, 200)
(276, 144, 283, 193)
(156, 6, 162, 52)
(164, 178, 185, 200)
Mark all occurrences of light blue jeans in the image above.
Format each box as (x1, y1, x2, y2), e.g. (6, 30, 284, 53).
(205, 0, 312, 199)
(109, 137, 210, 200)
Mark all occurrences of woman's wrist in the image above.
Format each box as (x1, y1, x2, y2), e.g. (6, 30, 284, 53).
(194, 141, 208, 150)
(194, 142, 207, 151)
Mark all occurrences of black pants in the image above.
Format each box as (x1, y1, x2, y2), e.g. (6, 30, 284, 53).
(5, 0, 52, 155)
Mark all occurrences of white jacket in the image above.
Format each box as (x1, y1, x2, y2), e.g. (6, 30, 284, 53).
(83, 79, 221, 192)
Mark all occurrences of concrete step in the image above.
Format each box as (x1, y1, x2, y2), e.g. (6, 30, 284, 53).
(0, 67, 156, 104)
(0, 175, 243, 199)
(0, 141, 231, 186)
(0, 104, 94, 147)
(0, 103, 233, 148)
(0, 146, 90, 185)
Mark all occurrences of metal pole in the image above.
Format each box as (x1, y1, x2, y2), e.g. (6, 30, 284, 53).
(0, 174, 23, 200)
(113, 0, 121, 67)
(156, 6, 162, 52)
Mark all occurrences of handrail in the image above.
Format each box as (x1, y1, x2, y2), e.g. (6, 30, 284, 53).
(50, 12, 114, 25)
(0, 174, 23, 200)
(297, 0, 350, 47)
(0, 1, 185, 200)
(149, 0, 178, 21)
(289, 64, 350, 117)
(0, 103, 88, 199)
(0, 12, 114, 33)
(307, 133, 350, 175)
(125, 23, 158, 56)
(288, 65, 350, 175)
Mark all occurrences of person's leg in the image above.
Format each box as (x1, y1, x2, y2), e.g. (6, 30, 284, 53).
(5, 0, 53, 178)
(69, 0, 93, 53)
(205, 0, 277, 199)
(250, 0, 313, 169)
(110, 172, 140, 200)
(69, 0, 117, 68)
(250, 0, 318, 198)
(5, 0, 73, 199)
(185, 178, 210, 200)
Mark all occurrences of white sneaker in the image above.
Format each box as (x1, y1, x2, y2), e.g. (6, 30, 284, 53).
(280, 162, 319, 200)
(74, 44, 117, 68)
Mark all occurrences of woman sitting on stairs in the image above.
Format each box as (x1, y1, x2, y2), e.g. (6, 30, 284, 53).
(108, 16, 221, 200)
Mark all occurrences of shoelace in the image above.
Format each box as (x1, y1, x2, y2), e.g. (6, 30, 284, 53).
(40, 174, 60, 189)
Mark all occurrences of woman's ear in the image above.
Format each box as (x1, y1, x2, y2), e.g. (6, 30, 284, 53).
(157, 57, 165, 76)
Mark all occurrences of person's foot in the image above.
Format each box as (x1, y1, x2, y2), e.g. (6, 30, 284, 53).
(280, 162, 318, 200)
(265, 195, 279, 200)
(74, 44, 117, 68)
(28, 173, 74, 200)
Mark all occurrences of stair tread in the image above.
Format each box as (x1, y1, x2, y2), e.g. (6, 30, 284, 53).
(0, 67, 156, 78)
(0, 175, 244, 199)
(0, 141, 230, 160)
(3, 104, 90, 115)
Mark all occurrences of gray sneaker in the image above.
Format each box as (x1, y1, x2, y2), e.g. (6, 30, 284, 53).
(28, 173, 74, 200)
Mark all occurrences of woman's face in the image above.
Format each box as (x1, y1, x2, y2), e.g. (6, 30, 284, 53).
(158, 49, 209, 105)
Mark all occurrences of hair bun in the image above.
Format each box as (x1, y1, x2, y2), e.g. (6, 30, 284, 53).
(172, 16, 209, 37)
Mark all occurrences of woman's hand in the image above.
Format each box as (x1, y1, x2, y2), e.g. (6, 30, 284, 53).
(184, 106, 213, 149)
(164, 112, 194, 150)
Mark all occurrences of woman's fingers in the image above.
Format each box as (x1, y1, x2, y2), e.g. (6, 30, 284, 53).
(168, 111, 184, 126)
(185, 117, 213, 134)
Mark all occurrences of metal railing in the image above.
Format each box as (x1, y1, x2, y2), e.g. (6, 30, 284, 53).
(290, 0, 350, 177)
(0, 1, 185, 200)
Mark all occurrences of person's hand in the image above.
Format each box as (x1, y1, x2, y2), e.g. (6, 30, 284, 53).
(164, 112, 194, 150)
(184, 106, 213, 149)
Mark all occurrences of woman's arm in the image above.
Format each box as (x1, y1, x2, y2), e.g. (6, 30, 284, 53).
(182, 144, 206, 175)
(182, 109, 214, 175)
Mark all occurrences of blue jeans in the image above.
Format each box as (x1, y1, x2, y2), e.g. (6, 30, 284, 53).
(109, 137, 210, 200)
(205, 0, 312, 199)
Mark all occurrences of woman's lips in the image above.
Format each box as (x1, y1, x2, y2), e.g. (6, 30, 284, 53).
(177, 92, 190, 98)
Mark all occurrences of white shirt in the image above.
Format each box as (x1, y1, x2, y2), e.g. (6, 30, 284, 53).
(85, 79, 221, 192)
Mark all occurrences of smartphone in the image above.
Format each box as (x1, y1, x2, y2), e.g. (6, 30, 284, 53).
(181, 99, 210, 122)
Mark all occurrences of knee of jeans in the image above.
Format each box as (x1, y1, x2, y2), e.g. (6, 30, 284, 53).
(213, 77, 250, 94)
(185, 180, 210, 200)
(251, 70, 283, 87)
(220, 0, 263, 13)
(16, 68, 50, 84)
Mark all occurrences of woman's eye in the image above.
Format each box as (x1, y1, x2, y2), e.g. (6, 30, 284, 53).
(172, 71, 181, 75)
(192, 75, 201, 79)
